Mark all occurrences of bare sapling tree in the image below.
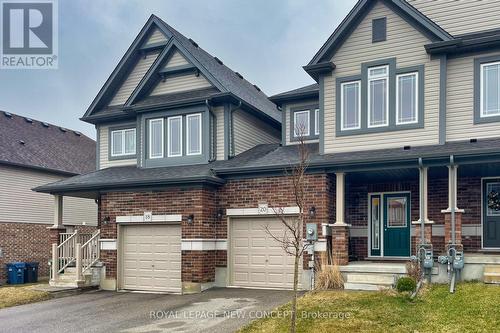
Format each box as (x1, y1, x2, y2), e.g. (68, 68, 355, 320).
(264, 122, 310, 333)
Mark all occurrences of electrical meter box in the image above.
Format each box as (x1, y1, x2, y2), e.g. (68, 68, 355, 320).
(306, 223, 318, 241)
(423, 249, 434, 269)
(453, 252, 464, 270)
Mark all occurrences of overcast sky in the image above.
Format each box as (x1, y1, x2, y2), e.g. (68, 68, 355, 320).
(0, 0, 356, 139)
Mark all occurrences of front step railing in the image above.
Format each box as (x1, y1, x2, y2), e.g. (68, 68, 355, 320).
(51, 229, 101, 284)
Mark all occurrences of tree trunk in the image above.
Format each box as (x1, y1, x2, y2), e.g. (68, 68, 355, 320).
(290, 249, 300, 333)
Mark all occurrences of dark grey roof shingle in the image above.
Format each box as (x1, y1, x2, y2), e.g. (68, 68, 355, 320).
(0, 111, 95, 174)
(270, 83, 319, 100)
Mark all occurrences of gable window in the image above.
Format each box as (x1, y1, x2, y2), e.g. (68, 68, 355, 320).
(480, 61, 500, 118)
(396, 72, 418, 125)
(168, 116, 182, 157)
(111, 128, 136, 157)
(186, 113, 202, 155)
(149, 118, 164, 159)
(314, 108, 320, 135)
(293, 110, 310, 137)
(341, 81, 361, 130)
(368, 66, 389, 128)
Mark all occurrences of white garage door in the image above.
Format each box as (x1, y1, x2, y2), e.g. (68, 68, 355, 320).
(230, 217, 298, 289)
(121, 224, 182, 293)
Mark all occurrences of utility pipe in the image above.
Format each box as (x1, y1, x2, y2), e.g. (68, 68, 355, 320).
(450, 155, 456, 245)
(228, 100, 242, 158)
(418, 158, 425, 245)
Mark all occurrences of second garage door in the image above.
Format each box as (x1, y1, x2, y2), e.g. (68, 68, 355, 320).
(230, 217, 298, 289)
(121, 224, 181, 293)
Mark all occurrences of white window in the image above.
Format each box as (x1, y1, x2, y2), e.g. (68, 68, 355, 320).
(186, 113, 202, 155)
(340, 81, 361, 130)
(314, 108, 320, 135)
(149, 119, 164, 159)
(111, 128, 136, 157)
(293, 110, 310, 137)
(481, 61, 500, 117)
(168, 116, 182, 157)
(368, 65, 389, 128)
(396, 72, 418, 125)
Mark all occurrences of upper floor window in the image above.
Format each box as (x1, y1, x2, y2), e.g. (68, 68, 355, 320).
(368, 66, 389, 128)
(480, 61, 500, 118)
(341, 81, 361, 130)
(293, 110, 310, 137)
(314, 108, 320, 135)
(396, 72, 418, 125)
(186, 113, 202, 155)
(167, 116, 182, 157)
(149, 118, 164, 159)
(111, 128, 136, 157)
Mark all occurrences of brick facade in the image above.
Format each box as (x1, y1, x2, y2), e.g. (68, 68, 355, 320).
(0, 222, 96, 283)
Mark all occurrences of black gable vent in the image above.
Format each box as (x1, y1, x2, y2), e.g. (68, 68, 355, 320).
(25, 117, 33, 123)
(235, 72, 243, 79)
(214, 57, 223, 65)
(4, 111, 12, 118)
(403, 145, 411, 150)
(73, 131, 81, 136)
(188, 38, 198, 48)
(41, 122, 49, 128)
(253, 84, 261, 92)
(470, 138, 477, 143)
(59, 127, 67, 132)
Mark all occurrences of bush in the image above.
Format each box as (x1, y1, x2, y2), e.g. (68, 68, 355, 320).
(396, 277, 417, 293)
(314, 253, 344, 290)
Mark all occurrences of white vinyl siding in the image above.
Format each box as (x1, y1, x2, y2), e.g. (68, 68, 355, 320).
(409, 0, 500, 36)
(396, 72, 418, 125)
(111, 128, 136, 157)
(144, 27, 167, 45)
(186, 113, 202, 155)
(293, 110, 310, 137)
(109, 51, 160, 106)
(99, 125, 137, 169)
(233, 109, 280, 155)
(0, 165, 97, 226)
(447, 52, 500, 141)
(340, 81, 361, 131)
(167, 116, 182, 157)
(149, 118, 164, 159)
(165, 50, 190, 68)
(481, 62, 500, 118)
(368, 66, 389, 128)
(323, 1, 439, 153)
(150, 73, 212, 96)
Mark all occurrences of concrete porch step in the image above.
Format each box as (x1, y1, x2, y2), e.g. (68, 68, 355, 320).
(344, 282, 392, 291)
(484, 265, 500, 284)
(340, 262, 407, 274)
(345, 273, 395, 285)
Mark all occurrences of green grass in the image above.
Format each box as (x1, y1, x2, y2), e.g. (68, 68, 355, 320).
(0, 283, 51, 309)
(240, 283, 500, 333)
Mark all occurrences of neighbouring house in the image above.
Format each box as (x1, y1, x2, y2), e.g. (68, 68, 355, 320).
(0, 111, 97, 283)
(36, 0, 500, 293)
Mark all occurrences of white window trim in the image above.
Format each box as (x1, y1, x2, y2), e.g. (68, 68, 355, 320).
(110, 128, 136, 157)
(396, 72, 419, 125)
(480, 61, 500, 118)
(167, 116, 183, 157)
(186, 113, 202, 156)
(340, 80, 361, 131)
(148, 118, 164, 159)
(367, 65, 389, 128)
(314, 108, 320, 135)
(293, 110, 310, 137)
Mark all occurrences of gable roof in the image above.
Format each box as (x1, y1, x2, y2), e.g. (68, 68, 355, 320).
(307, 0, 453, 66)
(82, 15, 280, 124)
(0, 111, 96, 175)
(269, 83, 319, 106)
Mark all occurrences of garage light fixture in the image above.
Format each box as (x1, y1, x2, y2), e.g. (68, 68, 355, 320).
(216, 209, 224, 220)
(187, 214, 195, 224)
(309, 206, 316, 218)
(102, 216, 110, 225)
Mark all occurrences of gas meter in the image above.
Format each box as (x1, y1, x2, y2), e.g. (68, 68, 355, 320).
(453, 251, 464, 270)
(306, 223, 318, 241)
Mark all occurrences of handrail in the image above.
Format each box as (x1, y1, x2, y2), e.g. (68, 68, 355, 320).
(81, 230, 101, 274)
(56, 230, 79, 274)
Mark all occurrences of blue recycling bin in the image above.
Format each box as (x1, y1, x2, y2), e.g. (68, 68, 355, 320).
(6, 262, 26, 284)
(24, 262, 39, 283)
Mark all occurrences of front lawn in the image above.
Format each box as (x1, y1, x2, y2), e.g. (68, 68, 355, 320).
(0, 284, 51, 309)
(240, 283, 500, 332)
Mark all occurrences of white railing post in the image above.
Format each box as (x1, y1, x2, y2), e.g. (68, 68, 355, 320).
(75, 243, 83, 282)
(51, 243, 58, 282)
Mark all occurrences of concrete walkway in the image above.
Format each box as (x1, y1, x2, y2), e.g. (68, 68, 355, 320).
(0, 288, 294, 333)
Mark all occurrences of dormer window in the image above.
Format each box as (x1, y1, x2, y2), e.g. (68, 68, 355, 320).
(111, 128, 136, 157)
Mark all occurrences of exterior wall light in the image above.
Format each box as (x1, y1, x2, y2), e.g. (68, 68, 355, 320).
(309, 206, 316, 218)
(216, 209, 224, 220)
(101, 216, 110, 225)
(187, 214, 195, 224)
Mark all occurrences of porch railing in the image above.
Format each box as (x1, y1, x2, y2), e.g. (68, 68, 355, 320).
(81, 230, 101, 274)
(59, 232, 93, 246)
(55, 230, 78, 274)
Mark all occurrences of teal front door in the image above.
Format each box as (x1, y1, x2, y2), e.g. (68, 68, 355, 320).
(383, 193, 411, 257)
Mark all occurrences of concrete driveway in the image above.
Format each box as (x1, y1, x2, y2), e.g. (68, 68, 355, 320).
(0, 288, 294, 333)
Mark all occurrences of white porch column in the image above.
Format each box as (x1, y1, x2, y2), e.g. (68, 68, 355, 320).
(53, 195, 64, 228)
(447, 165, 459, 212)
(335, 172, 349, 226)
(413, 167, 433, 224)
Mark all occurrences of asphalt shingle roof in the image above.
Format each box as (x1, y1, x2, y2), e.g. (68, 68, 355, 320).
(0, 111, 96, 175)
(270, 83, 319, 100)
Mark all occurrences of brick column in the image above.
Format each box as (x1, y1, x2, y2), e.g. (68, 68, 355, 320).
(332, 224, 349, 265)
(443, 211, 463, 245)
(48, 227, 66, 245)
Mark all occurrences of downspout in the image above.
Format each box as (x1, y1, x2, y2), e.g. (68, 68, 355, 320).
(205, 99, 216, 162)
(228, 100, 242, 158)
